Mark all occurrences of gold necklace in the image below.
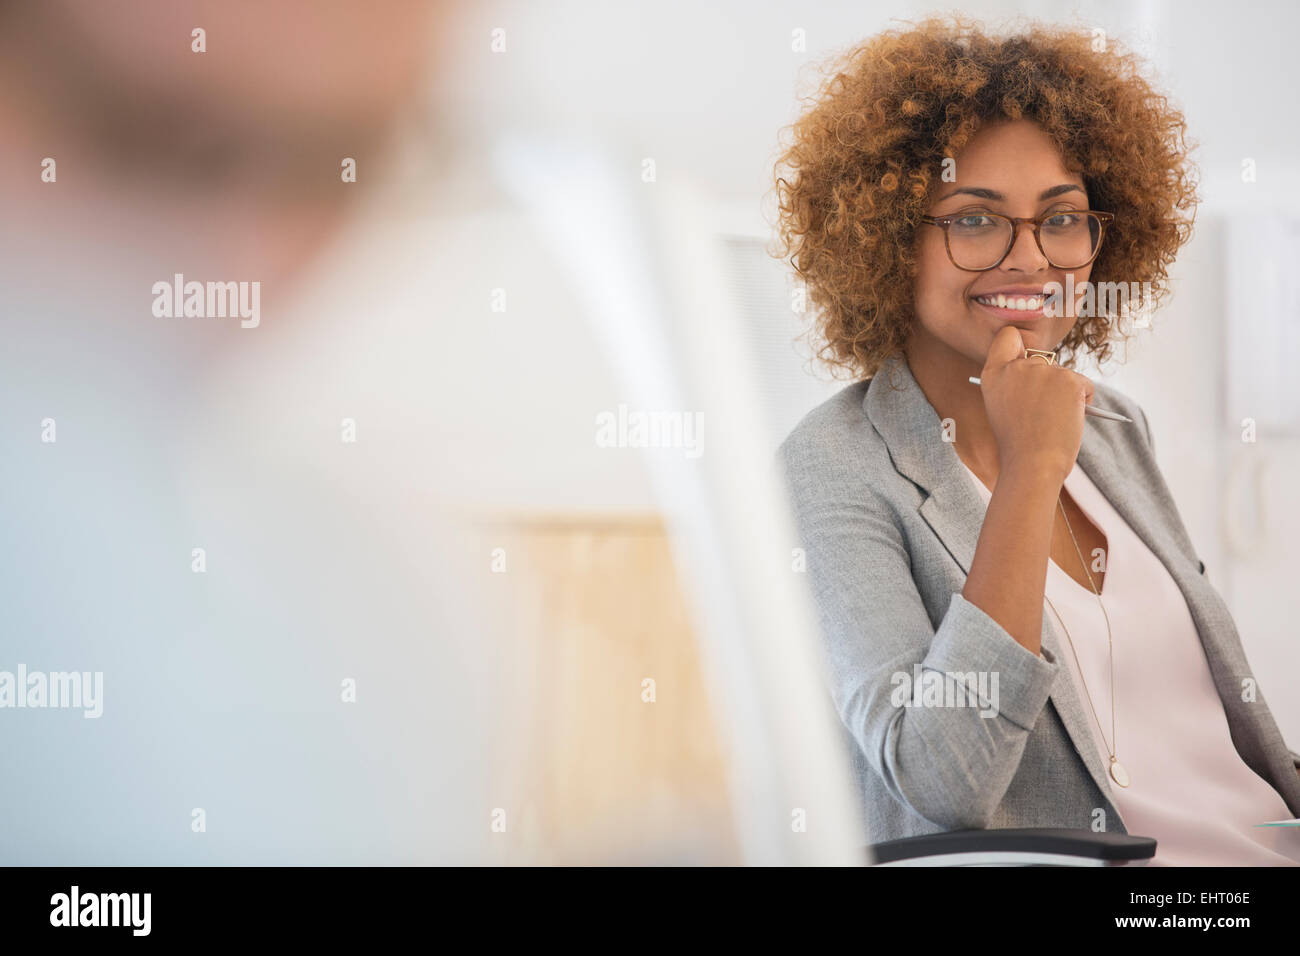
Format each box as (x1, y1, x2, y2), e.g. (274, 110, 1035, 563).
(1043, 493, 1129, 788)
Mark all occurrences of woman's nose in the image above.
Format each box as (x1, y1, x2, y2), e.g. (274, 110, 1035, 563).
(1001, 220, 1049, 272)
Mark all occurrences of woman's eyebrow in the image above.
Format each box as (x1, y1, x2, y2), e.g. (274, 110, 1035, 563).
(935, 184, 1086, 202)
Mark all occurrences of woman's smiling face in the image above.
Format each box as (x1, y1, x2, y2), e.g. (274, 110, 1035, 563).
(910, 118, 1094, 366)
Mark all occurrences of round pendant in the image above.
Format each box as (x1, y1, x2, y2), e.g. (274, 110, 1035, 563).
(1109, 758, 1130, 788)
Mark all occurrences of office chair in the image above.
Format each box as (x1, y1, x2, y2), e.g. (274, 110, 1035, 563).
(869, 827, 1156, 866)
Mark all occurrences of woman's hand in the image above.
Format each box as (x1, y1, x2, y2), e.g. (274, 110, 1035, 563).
(978, 325, 1095, 485)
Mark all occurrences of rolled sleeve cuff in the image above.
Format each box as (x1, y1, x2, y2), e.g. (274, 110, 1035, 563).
(923, 592, 1059, 731)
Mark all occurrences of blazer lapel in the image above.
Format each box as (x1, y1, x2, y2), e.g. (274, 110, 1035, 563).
(863, 354, 1125, 825)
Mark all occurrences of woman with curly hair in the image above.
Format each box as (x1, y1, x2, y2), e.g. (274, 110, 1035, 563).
(774, 17, 1300, 864)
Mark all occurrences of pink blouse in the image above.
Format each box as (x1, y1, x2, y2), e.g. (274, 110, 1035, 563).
(958, 457, 1300, 866)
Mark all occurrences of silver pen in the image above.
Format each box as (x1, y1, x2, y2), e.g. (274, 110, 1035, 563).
(967, 376, 1134, 423)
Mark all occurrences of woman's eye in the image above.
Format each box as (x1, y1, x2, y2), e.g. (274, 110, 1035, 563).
(954, 214, 995, 229)
(1044, 213, 1081, 227)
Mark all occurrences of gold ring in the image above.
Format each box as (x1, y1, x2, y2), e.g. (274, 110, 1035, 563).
(1024, 348, 1057, 367)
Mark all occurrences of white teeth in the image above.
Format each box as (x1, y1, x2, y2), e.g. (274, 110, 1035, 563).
(975, 294, 1043, 310)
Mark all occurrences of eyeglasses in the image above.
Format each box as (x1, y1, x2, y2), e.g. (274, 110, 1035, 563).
(920, 210, 1114, 271)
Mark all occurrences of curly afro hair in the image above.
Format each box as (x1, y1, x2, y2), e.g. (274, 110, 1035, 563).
(771, 16, 1199, 378)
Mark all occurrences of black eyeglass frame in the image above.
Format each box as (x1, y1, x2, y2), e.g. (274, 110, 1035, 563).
(919, 210, 1115, 271)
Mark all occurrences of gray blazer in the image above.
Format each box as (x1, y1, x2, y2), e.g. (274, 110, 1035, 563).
(778, 352, 1300, 844)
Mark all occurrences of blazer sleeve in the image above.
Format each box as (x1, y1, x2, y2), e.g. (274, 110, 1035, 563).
(780, 443, 1062, 830)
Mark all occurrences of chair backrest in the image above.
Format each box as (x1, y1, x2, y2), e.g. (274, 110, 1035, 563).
(490, 131, 867, 864)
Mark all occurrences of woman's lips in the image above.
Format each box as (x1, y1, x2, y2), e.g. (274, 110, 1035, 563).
(970, 292, 1057, 320)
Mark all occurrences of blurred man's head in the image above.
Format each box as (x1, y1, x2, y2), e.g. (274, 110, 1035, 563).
(0, 0, 442, 191)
